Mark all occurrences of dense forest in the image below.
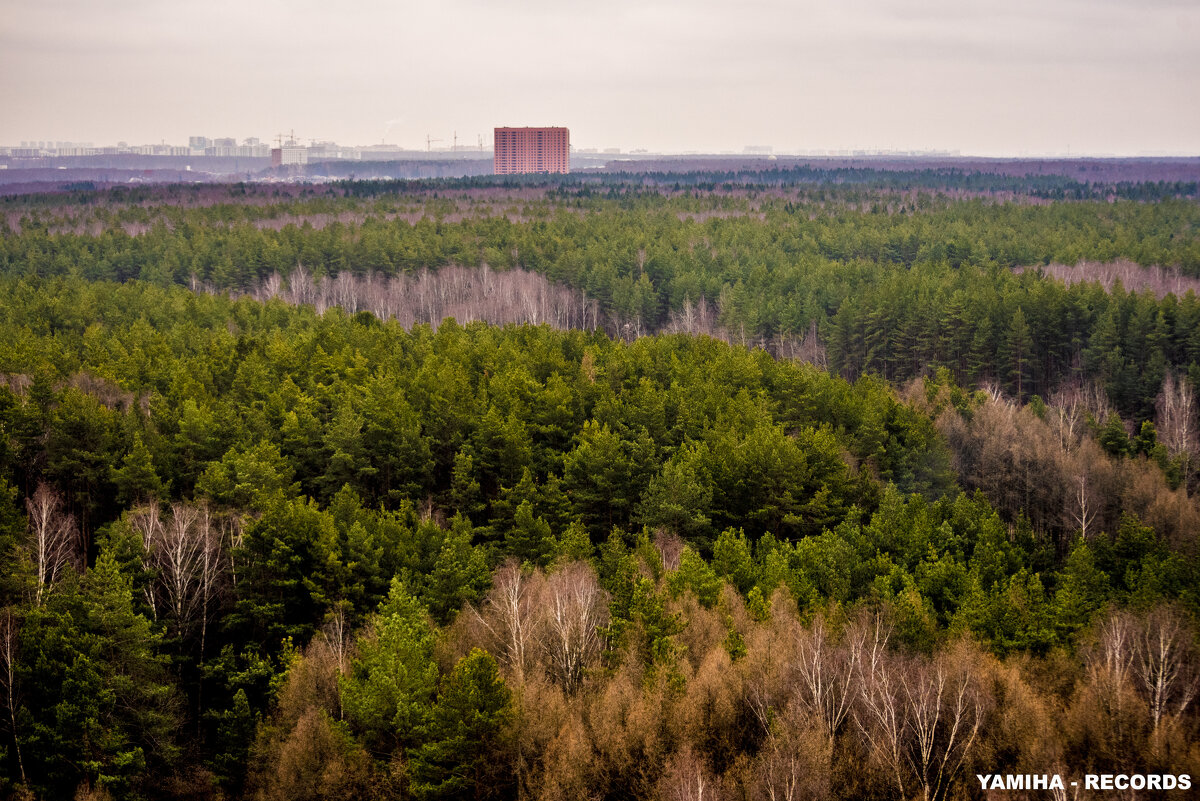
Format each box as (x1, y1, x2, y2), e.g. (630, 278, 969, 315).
(3, 176, 1200, 418)
(0, 168, 1197, 800)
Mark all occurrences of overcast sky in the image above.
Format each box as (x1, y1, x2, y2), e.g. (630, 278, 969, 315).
(2, 0, 1197, 155)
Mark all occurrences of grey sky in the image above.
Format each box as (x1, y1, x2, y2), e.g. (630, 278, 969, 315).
(2, 0, 1197, 155)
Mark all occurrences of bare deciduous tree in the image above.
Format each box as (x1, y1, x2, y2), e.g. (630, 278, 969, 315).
(854, 616, 907, 799)
(160, 503, 203, 628)
(0, 608, 25, 786)
(1049, 383, 1088, 453)
(754, 705, 833, 801)
(130, 504, 165, 620)
(1129, 607, 1198, 743)
(654, 529, 685, 573)
(1156, 372, 1197, 472)
(544, 562, 608, 692)
(473, 560, 545, 684)
(901, 645, 985, 801)
(194, 503, 228, 673)
(1083, 608, 1199, 763)
(131, 502, 229, 651)
(248, 265, 604, 334)
(1066, 473, 1098, 540)
(855, 623, 984, 801)
(792, 614, 860, 741)
(1092, 612, 1136, 693)
(25, 483, 80, 606)
(225, 513, 246, 591)
(661, 746, 720, 801)
(1017, 260, 1200, 301)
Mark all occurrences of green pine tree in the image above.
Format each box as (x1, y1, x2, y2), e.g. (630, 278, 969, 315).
(112, 431, 165, 505)
(407, 648, 514, 801)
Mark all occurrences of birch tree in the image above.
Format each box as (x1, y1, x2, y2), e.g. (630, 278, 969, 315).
(0, 608, 25, 786)
(1156, 372, 1198, 473)
(473, 560, 544, 684)
(544, 561, 608, 692)
(25, 483, 79, 606)
(792, 613, 861, 741)
(1129, 607, 1198, 748)
(855, 621, 985, 801)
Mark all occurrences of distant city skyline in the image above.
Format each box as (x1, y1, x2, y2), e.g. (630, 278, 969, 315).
(2, 0, 1197, 158)
(4, 132, 980, 159)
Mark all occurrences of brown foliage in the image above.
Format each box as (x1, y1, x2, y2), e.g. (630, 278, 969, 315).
(937, 389, 1200, 552)
(750, 704, 832, 801)
(250, 707, 375, 801)
(275, 562, 1194, 801)
(250, 631, 371, 801)
(1065, 607, 1200, 778)
(276, 628, 351, 727)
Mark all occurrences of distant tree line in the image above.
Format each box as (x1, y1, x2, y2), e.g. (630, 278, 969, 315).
(3, 182, 1200, 421)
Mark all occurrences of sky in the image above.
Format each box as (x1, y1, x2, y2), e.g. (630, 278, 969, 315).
(1, 0, 1197, 156)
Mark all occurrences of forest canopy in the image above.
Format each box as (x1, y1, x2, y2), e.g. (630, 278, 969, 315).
(0, 169, 1197, 800)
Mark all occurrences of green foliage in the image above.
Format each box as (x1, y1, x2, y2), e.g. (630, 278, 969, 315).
(564, 421, 656, 538)
(637, 445, 714, 546)
(197, 440, 299, 510)
(1051, 538, 1110, 640)
(2, 177, 1200, 795)
(669, 547, 723, 608)
(1098, 414, 1131, 457)
(425, 515, 491, 624)
(506, 500, 555, 567)
(225, 495, 339, 649)
(14, 551, 180, 799)
(111, 431, 164, 505)
(745, 585, 771, 622)
(407, 649, 514, 801)
(554, 520, 594, 564)
(711, 527, 755, 594)
(341, 580, 439, 754)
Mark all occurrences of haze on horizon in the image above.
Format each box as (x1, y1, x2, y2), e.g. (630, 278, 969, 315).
(1, 0, 1197, 158)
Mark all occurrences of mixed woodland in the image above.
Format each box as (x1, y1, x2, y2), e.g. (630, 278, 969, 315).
(0, 167, 1197, 800)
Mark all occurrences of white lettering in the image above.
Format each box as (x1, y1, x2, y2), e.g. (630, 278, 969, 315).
(967, 772, 1193, 791)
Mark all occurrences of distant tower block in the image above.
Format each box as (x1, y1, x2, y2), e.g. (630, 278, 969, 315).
(494, 127, 570, 175)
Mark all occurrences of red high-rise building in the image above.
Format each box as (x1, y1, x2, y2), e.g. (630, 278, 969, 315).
(494, 127, 570, 174)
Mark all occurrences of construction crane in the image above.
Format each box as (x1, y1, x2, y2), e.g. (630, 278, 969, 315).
(426, 135, 443, 152)
(274, 130, 299, 147)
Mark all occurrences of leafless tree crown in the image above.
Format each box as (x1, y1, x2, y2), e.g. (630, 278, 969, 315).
(25, 483, 81, 606)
